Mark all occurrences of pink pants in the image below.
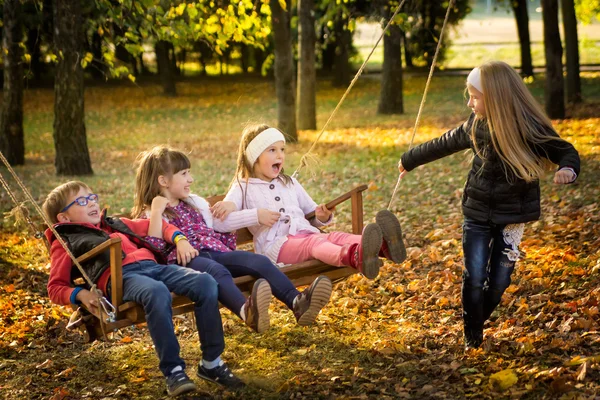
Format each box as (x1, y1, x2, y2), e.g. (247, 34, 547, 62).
(277, 231, 362, 266)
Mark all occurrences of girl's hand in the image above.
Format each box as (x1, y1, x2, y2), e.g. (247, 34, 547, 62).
(315, 204, 333, 223)
(398, 160, 407, 179)
(258, 209, 280, 227)
(553, 169, 576, 184)
(151, 195, 171, 214)
(211, 201, 237, 221)
(176, 239, 199, 267)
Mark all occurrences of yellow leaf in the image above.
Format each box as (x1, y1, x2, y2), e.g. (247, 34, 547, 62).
(489, 369, 518, 391)
(278, 0, 287, 11)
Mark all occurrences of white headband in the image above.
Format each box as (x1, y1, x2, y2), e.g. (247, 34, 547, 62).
(245, 128, 286, 166)
(467, 67, 483, 93)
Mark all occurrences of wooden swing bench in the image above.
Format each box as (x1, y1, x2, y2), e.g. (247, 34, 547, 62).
(74, 184, 368, 341)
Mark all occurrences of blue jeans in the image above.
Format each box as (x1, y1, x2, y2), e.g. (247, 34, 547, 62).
(462, 218, 517, 332)
(121, 260, 224, 376)
(188, 251, 300, 311)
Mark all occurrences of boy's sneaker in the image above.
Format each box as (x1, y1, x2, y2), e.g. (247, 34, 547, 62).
(293, 276, 332, 326)
(243, 278, 272, 333)
(375, 210, 407, 263)
(197, 362, 245, 389)
(166, 370, 197, 397)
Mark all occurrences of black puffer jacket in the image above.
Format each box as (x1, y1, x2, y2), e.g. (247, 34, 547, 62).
(401, 114, 580, 224)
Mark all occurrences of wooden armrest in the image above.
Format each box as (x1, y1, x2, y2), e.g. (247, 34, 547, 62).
(304, 184, 368, 220)
(76, 237, 122, 263)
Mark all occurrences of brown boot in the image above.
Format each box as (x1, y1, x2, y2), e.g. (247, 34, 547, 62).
(360, 223, 383, 279)
(242, 278, 272, 333)
(376, 210, 407, 263)
(293, 276, 332, 326)
(340, 224, 383, 279)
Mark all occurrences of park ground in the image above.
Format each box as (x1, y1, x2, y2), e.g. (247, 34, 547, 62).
(0, 69, 599, 399)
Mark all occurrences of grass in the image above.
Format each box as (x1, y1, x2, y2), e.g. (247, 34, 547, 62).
(1, 72, 599, 399)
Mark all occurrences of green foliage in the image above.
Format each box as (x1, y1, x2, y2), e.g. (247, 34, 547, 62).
(576, 0, 600, 23)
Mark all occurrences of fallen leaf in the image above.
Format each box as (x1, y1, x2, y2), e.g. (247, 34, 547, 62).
(489, 369, 518, 391)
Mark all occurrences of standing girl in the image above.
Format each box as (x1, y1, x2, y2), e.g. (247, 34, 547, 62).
(398, 61, 580, 349)
(221, 125, 407, 281)
(132, 146, 333, 334)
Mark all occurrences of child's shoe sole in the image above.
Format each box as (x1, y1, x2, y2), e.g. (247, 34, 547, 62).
(361, 223, 383, 279)
(376, 210, 407, 263)
(297, 276, 332, 326)
(252, 279, 272, 333)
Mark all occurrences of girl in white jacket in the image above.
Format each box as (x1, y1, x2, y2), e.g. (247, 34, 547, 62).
(133, 146, 332, 333)
(221, 125, 406, 281)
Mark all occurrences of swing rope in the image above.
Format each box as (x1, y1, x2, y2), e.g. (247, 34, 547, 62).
(387, 0, 455, 210)
(0, 169, 47, 249)
(292, 0, 409, 179)
(0, 150, 114, 338)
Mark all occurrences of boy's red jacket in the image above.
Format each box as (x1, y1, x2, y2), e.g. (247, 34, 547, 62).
(46, 214, 179, 305)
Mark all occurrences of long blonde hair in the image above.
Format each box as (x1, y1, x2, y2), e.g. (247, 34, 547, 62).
(132, 146, 191, 218)
(473, 61, 562, 182)
(230, 124, 291, 207)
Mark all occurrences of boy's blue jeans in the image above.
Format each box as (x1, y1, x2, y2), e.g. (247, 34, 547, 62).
(462, 218, 517, 333)
(120, 260, 223, 376)
(188, 250, 300, 312)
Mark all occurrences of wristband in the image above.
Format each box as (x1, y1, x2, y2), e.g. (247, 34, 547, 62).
(174, 234, 188, 245)
(70, 287, 84, 305)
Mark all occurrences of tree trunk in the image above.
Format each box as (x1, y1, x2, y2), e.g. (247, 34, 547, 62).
(378, 19, 403, 114)
(541, 0, 565, 119)
(0, 0, 25, 166)
(511, 0, 534, 77)
(53, 0, 93, 175)
(269, 0, 297, 141)
(297, 0, 317, 130)
(155, 40, 177, 96)
(332, 16, 351, 88)
(561, 0, 582, 103)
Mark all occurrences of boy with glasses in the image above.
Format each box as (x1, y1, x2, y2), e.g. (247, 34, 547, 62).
(43, 181, 244, 396)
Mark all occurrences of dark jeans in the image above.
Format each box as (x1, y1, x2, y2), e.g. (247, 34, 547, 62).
(188, 250, 300, 311)
(121, 260, 224, 376)
(462, 218, 517, 332)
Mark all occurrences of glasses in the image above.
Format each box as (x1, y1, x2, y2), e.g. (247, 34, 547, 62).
(61, 194, 99, 212)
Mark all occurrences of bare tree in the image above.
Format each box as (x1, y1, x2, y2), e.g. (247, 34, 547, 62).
(561, 0, 582, 103)
(53, 0, 93, 175)
(297, 0, 317, 130)
(270, 0, 297, 141)
(541, 0, 565, 119)
(0, 0, 25, 165)
(511, 0, 534, 77)
(378, 15, 403, 115)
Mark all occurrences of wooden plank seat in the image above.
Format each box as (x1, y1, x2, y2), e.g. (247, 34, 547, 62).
(76, 184, 368, 340)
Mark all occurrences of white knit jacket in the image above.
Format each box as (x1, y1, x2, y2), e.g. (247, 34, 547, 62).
(224, 177, 332, 262)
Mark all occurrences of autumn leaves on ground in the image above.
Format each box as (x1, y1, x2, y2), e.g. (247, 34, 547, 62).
(1, 74, 599, 399)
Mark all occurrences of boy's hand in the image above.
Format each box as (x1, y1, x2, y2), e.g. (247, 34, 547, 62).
(76, 289, 102, 316)
(398, 160, 407, 179)
(553, 169, 576, 184)
(211, 201, 237, 221)
(151, 196, 171, 214)
(258, 209, 280, 227)
(176, 238, 199, 267)
(315, 204, 333, 223)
